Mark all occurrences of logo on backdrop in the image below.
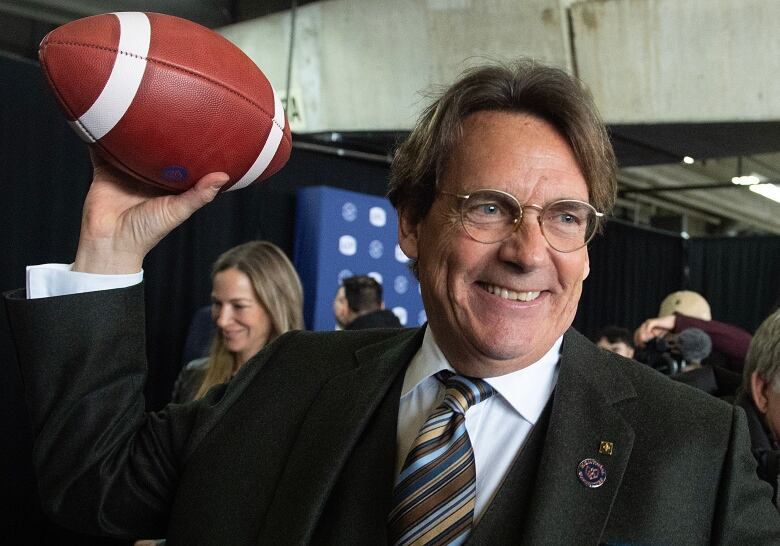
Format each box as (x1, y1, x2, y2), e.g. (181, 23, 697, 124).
(339, 235, 357, 256)
(369, 240, 384, 259)
(394, 275, 409, 294)
(395, 244, 410, 263)
(294, 186, 424, 331)
(342, 202, 357, 222)
(369, 206, 387, 227)
(392, 306, 408, 326)
(418, 309, 427, 325)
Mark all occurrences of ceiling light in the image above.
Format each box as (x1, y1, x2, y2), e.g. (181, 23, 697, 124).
(732, 175, 761, 185)
(682, 156, 694, 164)
(749, 183, 780, 204)
(751, 171, 769, 182)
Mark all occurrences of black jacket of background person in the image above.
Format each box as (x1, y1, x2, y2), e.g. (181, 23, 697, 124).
(344, 309, 402, 330)
(736, 389, 780, 509)
(5, 283, 780, 545)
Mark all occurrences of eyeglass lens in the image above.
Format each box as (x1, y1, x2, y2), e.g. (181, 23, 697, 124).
(460, 190, 597, 251)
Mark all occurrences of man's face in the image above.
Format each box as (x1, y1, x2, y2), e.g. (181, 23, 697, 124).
(763, 387, 780, 443)
(752, 372, 780, 444)
(332, 286, 351, 328)
(596, 338, 635, 359)
(399, 111, 591, 377)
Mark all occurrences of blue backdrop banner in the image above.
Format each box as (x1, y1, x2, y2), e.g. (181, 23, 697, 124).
(294, 186, 425, 331)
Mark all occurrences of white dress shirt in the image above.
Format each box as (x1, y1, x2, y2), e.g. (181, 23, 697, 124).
(26, 263, 561, 524)
(27, 263, 142, 298)
(397, 327, 560, 523)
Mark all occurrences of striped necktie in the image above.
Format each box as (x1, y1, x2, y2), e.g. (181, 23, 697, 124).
(388, 371, 495, 546)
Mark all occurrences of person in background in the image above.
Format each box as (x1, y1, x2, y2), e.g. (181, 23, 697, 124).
(332, 274, 402, 330)
(735, 308, 780, 509)
(634, 289, 752, 373)
(594, 325, 635, 359)
(172, 240, 304, 403)
(139, 241, 304, 545)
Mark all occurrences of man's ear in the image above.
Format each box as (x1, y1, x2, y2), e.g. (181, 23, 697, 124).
(397, 208, 419, 260)
(751, 371, 770, 414)
(582, 250, 590, 280)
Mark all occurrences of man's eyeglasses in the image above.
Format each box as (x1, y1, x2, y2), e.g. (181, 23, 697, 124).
(440, 189, 603, 253)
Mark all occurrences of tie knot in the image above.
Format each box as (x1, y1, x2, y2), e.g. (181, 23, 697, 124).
(436, 371, 495, 414)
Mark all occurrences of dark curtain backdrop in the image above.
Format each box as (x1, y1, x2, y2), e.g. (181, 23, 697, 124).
(575, 219, 686, 339)
(687, 236, 780, 332)
(3, 53, 779, 541)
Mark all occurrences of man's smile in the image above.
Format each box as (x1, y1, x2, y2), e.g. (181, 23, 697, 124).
(478, 282, 542, 302)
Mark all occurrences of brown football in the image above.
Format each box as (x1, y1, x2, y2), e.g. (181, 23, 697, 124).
(39, 11, 291, 192)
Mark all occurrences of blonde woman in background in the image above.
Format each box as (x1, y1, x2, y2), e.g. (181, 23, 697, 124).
(172, 240, 304, 403)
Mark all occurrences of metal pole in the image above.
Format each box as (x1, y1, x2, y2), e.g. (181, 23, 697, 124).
(284, 0, 298, 113)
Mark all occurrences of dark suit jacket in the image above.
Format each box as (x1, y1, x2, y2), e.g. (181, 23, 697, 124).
(5, 284, 780, 545)
(344, 309, 402, 330)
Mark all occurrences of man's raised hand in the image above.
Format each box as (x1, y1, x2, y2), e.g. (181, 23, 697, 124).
(73, 151, 229, 274)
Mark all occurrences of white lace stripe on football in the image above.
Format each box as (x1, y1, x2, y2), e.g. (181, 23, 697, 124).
(227, 87, 285, 191)
(72, 12, 151, 143)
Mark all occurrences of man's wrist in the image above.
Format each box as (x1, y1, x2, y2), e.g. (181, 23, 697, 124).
(73, 243, 144, 275)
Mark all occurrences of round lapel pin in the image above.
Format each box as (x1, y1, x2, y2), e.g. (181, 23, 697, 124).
(577, 458, 606, 488)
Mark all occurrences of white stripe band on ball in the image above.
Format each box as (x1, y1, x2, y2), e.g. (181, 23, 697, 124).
(228, 88, 286, 191)
(75, 12, 151, 142)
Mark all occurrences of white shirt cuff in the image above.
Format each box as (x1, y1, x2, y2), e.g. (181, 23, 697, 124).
(26, 263, 143, 299)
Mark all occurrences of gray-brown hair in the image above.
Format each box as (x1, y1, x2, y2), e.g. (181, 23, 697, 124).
(743, 308, 780, 391)
(387, 59, 617, 226)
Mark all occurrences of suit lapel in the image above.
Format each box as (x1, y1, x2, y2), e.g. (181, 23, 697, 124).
(258, 327, 425, 544)
(519, 329, 637, 545)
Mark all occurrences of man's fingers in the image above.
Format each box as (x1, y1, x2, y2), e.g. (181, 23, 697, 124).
(199, 171, 232, 192)
(167, 172, 230, 223)
(191, 172, 231, 204)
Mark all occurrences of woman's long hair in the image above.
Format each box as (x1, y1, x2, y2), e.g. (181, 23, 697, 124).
(193, 241, 304, 400)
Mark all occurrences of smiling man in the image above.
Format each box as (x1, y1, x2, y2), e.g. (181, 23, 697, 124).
(398, 111, 593, 376)
(6, 60, 780, 544)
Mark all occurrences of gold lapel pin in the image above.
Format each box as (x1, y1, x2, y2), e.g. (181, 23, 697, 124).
(598, 441, 614, 456)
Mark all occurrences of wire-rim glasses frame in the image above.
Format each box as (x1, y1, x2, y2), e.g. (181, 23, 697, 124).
(439, 188, 604, 253)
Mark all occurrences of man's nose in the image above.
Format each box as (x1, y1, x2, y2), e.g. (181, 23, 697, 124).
(497, 215, 548, 269)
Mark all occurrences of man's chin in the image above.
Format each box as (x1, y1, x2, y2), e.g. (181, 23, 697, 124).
(451, 335, 546, 375)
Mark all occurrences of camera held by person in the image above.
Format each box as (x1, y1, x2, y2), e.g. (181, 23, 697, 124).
(635, 328, 712, 376)
(634, 290, 752, 373)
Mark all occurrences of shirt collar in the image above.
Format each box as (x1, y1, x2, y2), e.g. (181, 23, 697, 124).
(402, 326, 561, 425)
(401, 327, 454, 396)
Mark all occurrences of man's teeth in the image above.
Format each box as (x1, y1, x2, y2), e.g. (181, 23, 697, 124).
(484, 284, 541, 301)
